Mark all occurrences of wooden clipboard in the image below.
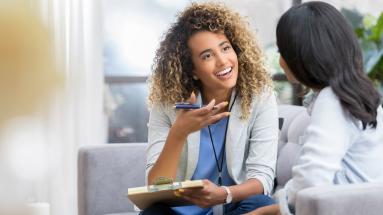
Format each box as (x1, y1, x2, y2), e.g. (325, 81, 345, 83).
(127, 180, 204, 210)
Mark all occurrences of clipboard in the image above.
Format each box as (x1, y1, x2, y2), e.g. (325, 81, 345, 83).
(127, 177, 204, 210)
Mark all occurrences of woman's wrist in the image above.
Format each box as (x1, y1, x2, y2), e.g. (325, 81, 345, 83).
(169, 125, 188, 141)
(217, 186, 229, 204)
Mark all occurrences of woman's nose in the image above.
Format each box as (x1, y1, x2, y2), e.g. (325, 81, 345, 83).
(216, 53, 227, 67)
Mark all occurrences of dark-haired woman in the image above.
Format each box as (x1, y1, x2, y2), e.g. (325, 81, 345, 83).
(248, 1, 383, 215)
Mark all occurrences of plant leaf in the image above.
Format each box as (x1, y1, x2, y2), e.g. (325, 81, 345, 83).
(369, 13, 383, 44)
(365, 49, 383, 73)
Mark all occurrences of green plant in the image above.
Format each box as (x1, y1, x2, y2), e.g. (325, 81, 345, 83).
(342, 9, 383, 86)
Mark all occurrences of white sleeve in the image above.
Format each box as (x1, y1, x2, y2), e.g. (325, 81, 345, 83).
(145, 104, 172, 181)
(246, 92, 279, 195)
(285, 88, 356, 206)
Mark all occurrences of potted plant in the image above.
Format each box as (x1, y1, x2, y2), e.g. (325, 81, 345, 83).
(342, 9, 383, 95)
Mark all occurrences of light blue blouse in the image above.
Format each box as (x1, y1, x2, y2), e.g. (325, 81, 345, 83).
(172, 117, 235, 215)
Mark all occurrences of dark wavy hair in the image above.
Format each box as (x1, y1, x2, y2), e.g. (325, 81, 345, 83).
(276, 1, 381, 129)
(148, 2, 272, 119)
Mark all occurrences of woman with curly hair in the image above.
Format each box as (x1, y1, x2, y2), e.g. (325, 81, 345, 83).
(143, 2, 278, 214)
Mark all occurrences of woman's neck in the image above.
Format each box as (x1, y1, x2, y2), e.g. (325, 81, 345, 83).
(201, 88, 233, 105)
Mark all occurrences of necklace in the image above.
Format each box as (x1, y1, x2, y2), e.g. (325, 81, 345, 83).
(207, 93, 237, 186)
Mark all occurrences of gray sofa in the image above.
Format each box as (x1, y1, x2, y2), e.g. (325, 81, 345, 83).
(78, 105, 383, 215)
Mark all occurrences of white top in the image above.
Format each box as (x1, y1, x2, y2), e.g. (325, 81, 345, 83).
(279, 87, 383, 211)
(146, 90, 279, 194)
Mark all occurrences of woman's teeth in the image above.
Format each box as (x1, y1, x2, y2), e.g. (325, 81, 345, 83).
(216, 67, 232, 77)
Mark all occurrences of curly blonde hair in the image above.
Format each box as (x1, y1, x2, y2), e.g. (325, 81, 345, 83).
(148, 2, 272, 119)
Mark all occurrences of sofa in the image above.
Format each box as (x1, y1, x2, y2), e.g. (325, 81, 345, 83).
(78, 105, 383, 215)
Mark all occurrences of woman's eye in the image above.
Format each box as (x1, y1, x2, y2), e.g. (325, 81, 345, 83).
(202, 53, 212, 60)
(223, 46, 231, 52)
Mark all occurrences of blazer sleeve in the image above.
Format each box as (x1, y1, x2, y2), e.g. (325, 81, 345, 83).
(246, 92, 279, 195)
(145, 104, 172, 181)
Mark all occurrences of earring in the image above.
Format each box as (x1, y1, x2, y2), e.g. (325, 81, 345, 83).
(193, 75, 199, 80)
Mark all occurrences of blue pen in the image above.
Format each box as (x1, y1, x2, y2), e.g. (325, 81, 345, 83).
(173, 103, 217, 110)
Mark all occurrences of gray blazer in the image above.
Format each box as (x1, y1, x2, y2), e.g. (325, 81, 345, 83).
(146, 90, 279, 194)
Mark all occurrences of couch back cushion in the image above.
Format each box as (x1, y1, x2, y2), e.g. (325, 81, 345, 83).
(78, 143, 146, 215)
(276, 105, 310, 188)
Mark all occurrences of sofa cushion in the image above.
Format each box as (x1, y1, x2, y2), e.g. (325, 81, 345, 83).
(276, 142, 302, 188)
(277, 105, 307, 152)
(78, 143, 146, 215)
(287, 112, 310, 145)
(276, 105, 310, 188)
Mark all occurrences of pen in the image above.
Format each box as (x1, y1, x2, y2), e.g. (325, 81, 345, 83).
(173, 103, 218, 110)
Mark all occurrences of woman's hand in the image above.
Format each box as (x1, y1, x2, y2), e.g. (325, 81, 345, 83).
(175, 179, 227, 208)
(172, 92, 230, 138)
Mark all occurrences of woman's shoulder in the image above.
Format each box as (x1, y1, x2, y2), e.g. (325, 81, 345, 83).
(311, 87, 357, 126)
(149, 102, 176, 118)
(246, 88, 278, 117)
(313, 87, 341, 109)
(250, 87, 276, 104)
(317, 86, 336, 98)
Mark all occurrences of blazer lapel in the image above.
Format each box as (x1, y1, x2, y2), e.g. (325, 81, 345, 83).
(225, 91, 246, 176)
(185, 93, 202, 179)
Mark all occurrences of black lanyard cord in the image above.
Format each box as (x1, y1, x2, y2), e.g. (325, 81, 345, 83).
(207, 92, 238, 186)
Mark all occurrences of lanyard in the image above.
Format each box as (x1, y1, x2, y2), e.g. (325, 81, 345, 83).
(207, 93, 237, 186)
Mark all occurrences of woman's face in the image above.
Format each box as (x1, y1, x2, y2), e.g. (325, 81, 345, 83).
(279, 56, 299, 84)
(188, 31, 238, 93)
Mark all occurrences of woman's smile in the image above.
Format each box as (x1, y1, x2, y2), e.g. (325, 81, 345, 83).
(188, 31, 239, 93)
(215, 67, 233, 79)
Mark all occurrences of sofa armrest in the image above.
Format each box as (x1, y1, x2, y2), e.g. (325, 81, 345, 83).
(78, 143, 146, 215)
(295, 183, 383, 215)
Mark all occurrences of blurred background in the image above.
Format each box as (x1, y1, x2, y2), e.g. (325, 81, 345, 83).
(103, 0, 383, 143)
(0, 0, 382, 214)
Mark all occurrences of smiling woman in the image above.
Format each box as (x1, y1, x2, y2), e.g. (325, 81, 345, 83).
(143, 2, 279, 215)
(187, 31, 239, 102)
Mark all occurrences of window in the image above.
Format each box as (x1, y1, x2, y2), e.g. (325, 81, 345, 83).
(103, 0, 192, 143)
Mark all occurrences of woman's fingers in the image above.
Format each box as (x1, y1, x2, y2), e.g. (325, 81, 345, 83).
(194, 101, 230, 126)
(195, 99, 228, 116)
(215, 101, 229, 110)
(180, 192, 202, 200)
(176, 189, 201, 201)
(207, 112, 230, 124)
(205, 99, 216, 110)
(186, 99, 227, 117)
(210, 101, 228, 115)
(174, 99, 230, 133)
(195, 99, 216, 115)
(178, 193, 209, 208)
(178, 187, 203, 196)
(178, 194, 197, 204)
(187, 91, 197, 104)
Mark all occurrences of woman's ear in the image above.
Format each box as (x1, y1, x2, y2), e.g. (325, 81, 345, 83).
(279, 56, 299, 84)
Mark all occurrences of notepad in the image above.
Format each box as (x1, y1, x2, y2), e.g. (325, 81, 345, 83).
(127, 180, 204, 210)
